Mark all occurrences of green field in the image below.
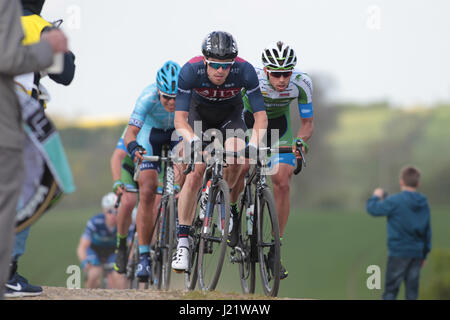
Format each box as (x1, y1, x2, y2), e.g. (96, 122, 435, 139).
(19, 205, 450, 300)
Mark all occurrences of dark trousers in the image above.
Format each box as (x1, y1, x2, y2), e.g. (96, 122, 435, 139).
(383, 256, 423, 300)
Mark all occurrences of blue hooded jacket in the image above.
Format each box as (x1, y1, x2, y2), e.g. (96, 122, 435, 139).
(366, 191, 431, 259)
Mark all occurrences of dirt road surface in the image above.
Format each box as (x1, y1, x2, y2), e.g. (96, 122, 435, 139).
(9, 286, 288, 300)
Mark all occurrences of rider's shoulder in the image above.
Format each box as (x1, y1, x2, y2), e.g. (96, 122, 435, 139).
(253, 66, 266, 78)
(89, 213, 105, 225)
(180, 57, 202, 79)
(187, 56, 204, 64)
(235, 57, 255, 72)
(184, 56, 204, 70)
(291, 70, 313, 92)
(138, 83, 159, 101)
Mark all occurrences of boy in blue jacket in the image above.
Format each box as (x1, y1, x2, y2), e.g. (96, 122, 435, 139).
(366, 165, 431, 300)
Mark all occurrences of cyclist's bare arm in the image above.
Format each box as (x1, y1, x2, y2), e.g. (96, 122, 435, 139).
(174, 110, 195, 142)
(294, 117, 314, 157)
(296, 117, 314, 142)
(110, 148, 127, 194)
(248, 110, 267, 146)
(76, 237, 91, 263)
(124, 125, 146, 161)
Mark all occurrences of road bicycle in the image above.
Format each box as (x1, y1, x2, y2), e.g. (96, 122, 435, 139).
(229, 140, 306, 297)
(126, 145, 180, 290)
(184, 133, 233, 291)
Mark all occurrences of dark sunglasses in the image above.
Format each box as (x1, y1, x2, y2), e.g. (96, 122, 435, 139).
(268, 70, 293, 78)
(205, 58, 234, 70)
(160, 93, 176, 100)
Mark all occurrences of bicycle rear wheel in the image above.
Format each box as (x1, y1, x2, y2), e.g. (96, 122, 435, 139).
(256, 187, 280, 297)
(237, 190, 256, 294)
(127, 231, 140, 289)
(160, 195, 176, 290)
(197, 179, 230, 291)
(152, 203, 164, 290)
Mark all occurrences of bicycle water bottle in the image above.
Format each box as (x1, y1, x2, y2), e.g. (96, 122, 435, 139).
(246, 204, 254, 235)
(199, 180, 211, 220)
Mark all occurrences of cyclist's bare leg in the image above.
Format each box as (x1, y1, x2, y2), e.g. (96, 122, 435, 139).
(85, 265, 102, 288)
(173, 141, 187, 189)
(110, 269, 128, 289)
(270, 163, 294, 237)
(224, 137, 246, 203)
(229, 159, 249, 203)
(174, 163, 186, 189)
(177, 163, 206, 226)
(117, 191, 137, 237)
(137, 170, 159, 247)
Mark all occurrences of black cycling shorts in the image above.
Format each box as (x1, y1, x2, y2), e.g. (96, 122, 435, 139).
(244, 110, 288, 147)
(188, 97, 247, 144)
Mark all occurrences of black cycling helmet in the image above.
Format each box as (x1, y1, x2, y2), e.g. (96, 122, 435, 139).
(201, 31, 238, 60)
(21, 0, 46, 15)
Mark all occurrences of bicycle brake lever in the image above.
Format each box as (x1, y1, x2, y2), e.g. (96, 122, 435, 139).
(296, 140, 307, 167)
(114, 192, 122, 209)
(184, 163, 195, 175)
(133, 158, 142, 181)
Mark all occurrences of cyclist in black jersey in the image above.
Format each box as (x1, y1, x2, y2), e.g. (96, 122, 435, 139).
(172, 31, 268, 272)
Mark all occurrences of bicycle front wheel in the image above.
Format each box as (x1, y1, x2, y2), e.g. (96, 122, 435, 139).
(197, 179, 230, 291)
(185, 192, 203, 291)
(256, 187, 281, 297)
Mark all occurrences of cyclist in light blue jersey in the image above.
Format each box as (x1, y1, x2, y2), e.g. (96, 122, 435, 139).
(112, 125, 179, 275)
(124, 61, 183, 282)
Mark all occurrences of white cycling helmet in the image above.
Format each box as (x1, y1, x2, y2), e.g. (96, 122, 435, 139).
(101, 192, 117, 211)
(262, 41, 297, 70)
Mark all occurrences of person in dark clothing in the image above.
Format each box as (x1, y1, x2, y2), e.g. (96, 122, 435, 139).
(5, 0, 76, 298)
(366, 165, 432, 300)
(0, 0, 67, 299)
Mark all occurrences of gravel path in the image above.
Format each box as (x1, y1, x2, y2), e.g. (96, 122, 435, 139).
(9, 286, 281, 300)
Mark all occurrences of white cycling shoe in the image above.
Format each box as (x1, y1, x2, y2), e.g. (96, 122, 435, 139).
(172, 246, 189, 273)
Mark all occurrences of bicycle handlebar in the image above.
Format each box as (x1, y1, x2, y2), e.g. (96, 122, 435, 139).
(141, 154, 182, 163)
(134, 152, 182, 181)
(182, 145, 307, 175)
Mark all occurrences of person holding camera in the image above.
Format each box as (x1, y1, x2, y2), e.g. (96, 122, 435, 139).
(366, 165, 432, 300)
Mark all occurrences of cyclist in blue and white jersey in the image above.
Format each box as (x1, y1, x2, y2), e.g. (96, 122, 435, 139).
(172, 31, 268, 272)
(77, 193, 129, 289)
(124, 61, 182, 282)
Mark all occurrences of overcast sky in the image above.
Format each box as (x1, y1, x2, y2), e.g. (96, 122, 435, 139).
(40, 0, 450, 120)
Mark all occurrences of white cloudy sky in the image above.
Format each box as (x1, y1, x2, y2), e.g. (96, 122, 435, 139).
(40, 0, 450, 119)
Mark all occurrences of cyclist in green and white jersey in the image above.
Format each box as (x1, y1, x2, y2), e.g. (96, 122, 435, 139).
(230, 41, 314, 279)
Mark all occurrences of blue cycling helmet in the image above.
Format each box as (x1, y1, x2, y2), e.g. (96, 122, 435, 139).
(156, 60, 181, 96)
